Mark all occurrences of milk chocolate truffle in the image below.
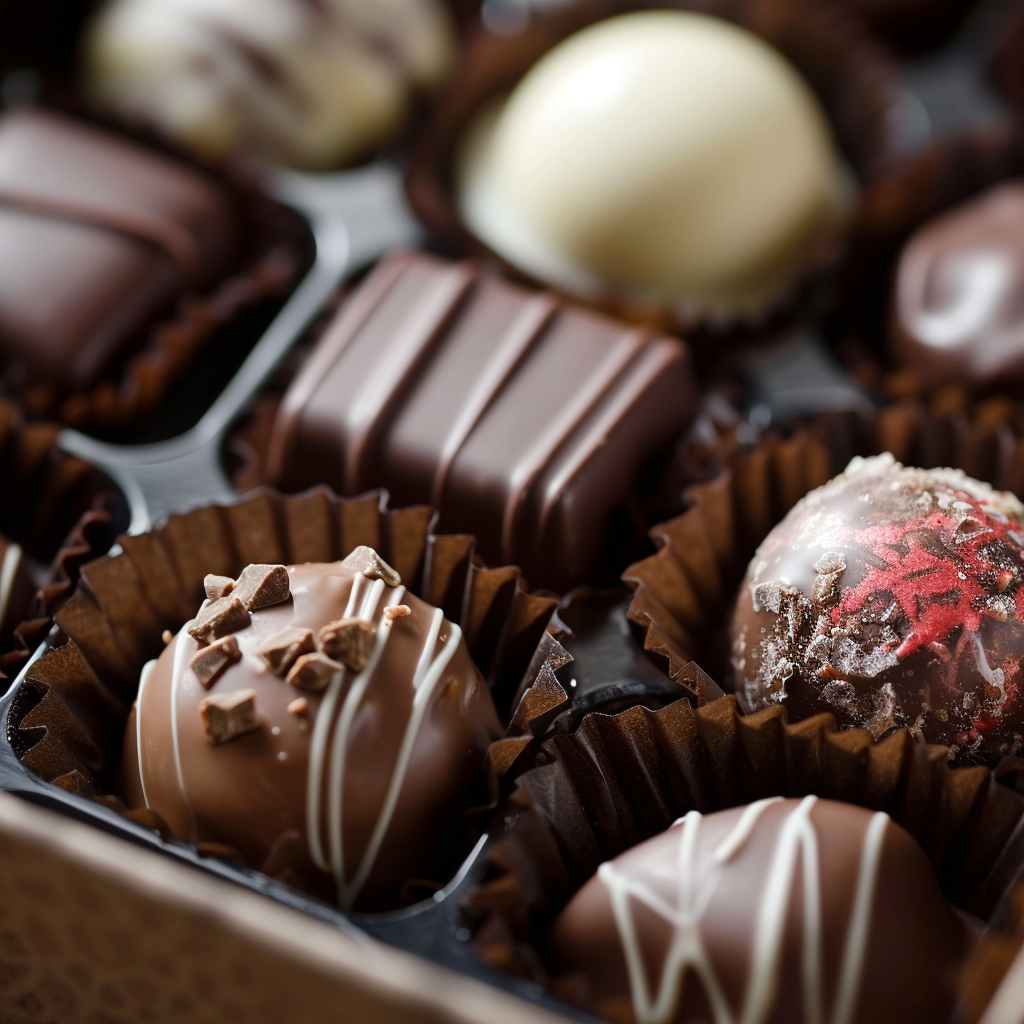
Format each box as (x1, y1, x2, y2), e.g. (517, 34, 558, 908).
(0, 107, 235, 391)
(266, 250, 695, 591)
(85, 0, 457, 170)
(123, 554, 503, 911)
(730, 454, 1024, 765)
(892, 182, 1024, 392)
(456, 11, 843, 319)
(547, 797, 968, 1024)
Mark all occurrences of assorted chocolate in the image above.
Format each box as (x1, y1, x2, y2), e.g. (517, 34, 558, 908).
(730, 454, 1024, 766)
(0, 107, 236, 393)
(84, 0, 458, 170)
(266, 249, 695, 590)
(6, 6, 1024, 1024)
(123, 552, 502, 911)
(547, 797, 968, 1024)
(456, 10, 844, 320)
(891, 181, 1024, 393)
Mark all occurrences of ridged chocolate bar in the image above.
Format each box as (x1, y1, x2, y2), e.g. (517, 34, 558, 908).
(267, 250, 695, 590)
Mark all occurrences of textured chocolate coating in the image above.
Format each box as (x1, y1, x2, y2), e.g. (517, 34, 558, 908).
(892, 182, 1024, 391)
(123, 559, 502, 911)
(547, 797, 968, 1024)
(0, 108, 235, 390)
(730, 454, 1024, 765)
(267, 251, 695, 590)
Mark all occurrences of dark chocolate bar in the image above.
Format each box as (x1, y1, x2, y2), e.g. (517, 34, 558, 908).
(267, 250, 695, 590)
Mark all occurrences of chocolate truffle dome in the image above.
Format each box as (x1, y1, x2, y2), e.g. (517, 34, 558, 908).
(547, 796, 968, 1024)
(892, 181, 1024, 391)
(123, 551, 502, 911)
(456, 10, 843, 318)
(730, 453, 1024, 764)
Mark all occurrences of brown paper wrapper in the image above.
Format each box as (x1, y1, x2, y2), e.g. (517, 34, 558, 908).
(8, 486, 558, 815)
(406, 0, 897, 338)
(0, 400, 119, 677)
(468, 696, 1024, 1005)
(831, 120, 1024, 399)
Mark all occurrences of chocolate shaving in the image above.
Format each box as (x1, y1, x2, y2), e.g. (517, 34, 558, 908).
(189, 635, 241, 689)
(199, 688, 258, 745)
(341, 546, 401, 587)
(256, 626, 315, 676)
(318, 617, 377, 671)
(204, 573, 235, 602)
(232, 563, 290, 611)
(187, 595, 250, 645)
(286, 652, 342, 691)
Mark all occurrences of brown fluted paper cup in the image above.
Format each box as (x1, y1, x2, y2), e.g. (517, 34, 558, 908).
(468, 696, 1024, 1013)
(0, 401, 119, 677)
(9, 487, 559, 817)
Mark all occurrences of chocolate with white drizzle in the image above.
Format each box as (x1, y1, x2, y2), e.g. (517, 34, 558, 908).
(730, 454, 1024, 765)
(546, 797, 968, 1024)
(122, 554, 502, 911)
(85, 0, 456, 171)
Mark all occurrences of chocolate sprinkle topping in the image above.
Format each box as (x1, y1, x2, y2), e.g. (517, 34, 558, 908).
(318, 618, 377, 672)
(188, 596, 250, 645)
(199, 688, 258, 745)
(189, 635, 241, 689)
(256, 626, 315, 676)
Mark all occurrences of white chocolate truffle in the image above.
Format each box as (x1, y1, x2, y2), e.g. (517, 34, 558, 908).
(457, 11, 845, 318)
(85, 0, 456, 171)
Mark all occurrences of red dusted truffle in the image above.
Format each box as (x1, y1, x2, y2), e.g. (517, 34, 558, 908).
(730, 453, 1024, 764)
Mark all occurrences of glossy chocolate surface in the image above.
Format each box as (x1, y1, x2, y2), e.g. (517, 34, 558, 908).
(267, 250, 695, 590)
(547, 797, 968, 1024)
(892, 181, 1024, 391)
(0, 108, 235, 390)
(123, 559, 502, 912)
(730, 454, 1024, 765)
(555, 590, 682, 726)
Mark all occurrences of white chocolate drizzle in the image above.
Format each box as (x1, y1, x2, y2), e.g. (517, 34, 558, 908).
(0, 542, 22, 629)
(599, 795, 889, 1024)
(306, 572, 463, 909)
(168, 619, 199, 839)
(134, 658, 158, 808)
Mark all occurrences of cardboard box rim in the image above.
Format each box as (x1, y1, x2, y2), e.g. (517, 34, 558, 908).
(0, 787, 569, 1023)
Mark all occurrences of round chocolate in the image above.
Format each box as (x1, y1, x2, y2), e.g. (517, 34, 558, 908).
(456, 10, 843, 319)
(892, 181, 1024, 392)
(123, 557, 502, 911)
(547, 796, 968, 1024)
(730, 454, 1024, 764)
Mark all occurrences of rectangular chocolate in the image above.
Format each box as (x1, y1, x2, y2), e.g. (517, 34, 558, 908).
(267, 251, 695, 590)
(0, 108, 236, 390)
